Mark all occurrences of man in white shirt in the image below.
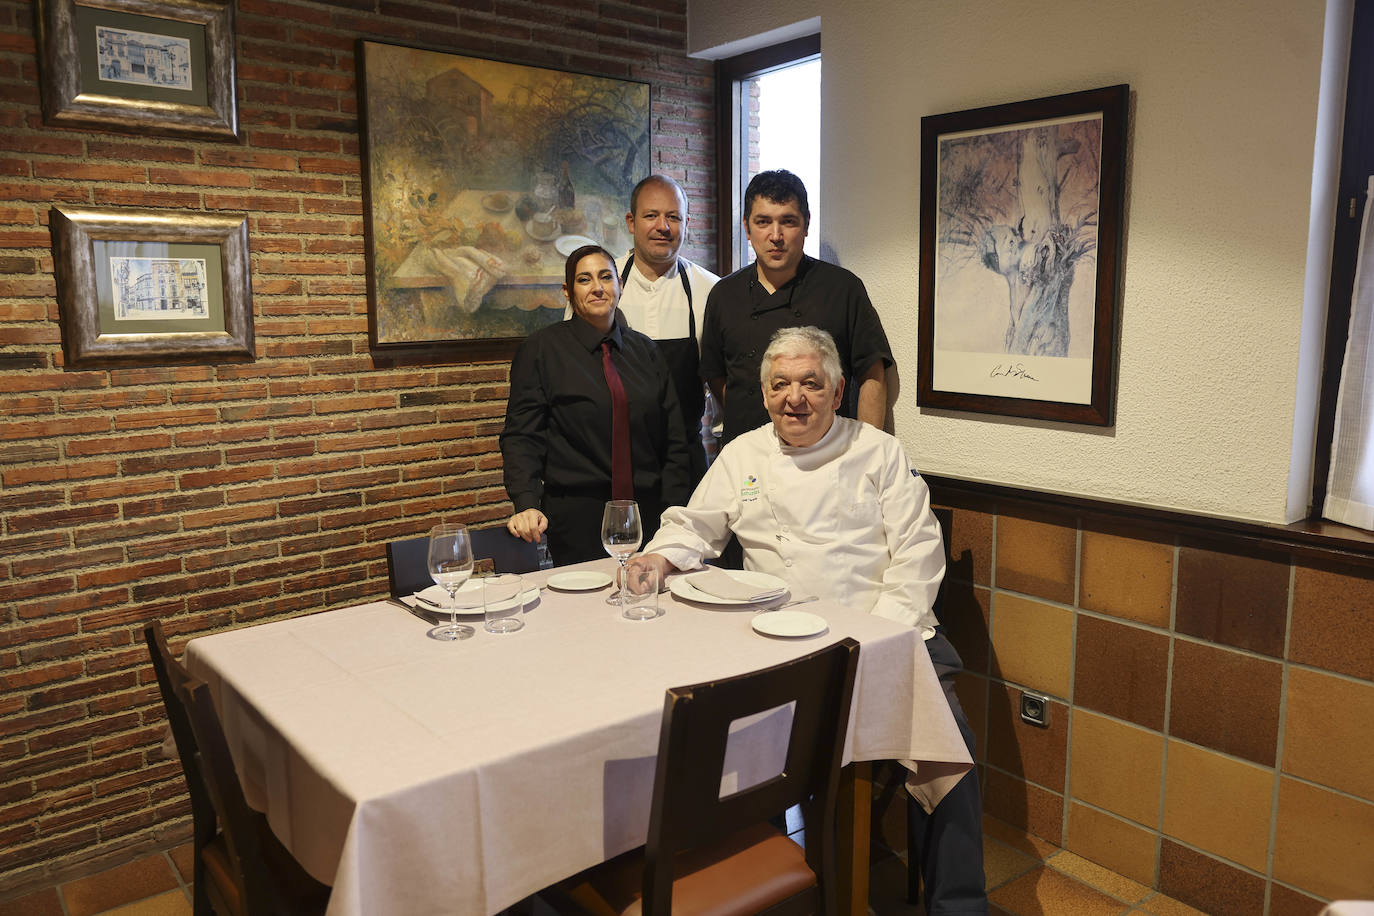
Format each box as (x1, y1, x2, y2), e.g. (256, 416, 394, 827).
(568, 174, 719, 483)
(631, 326, 988, 915)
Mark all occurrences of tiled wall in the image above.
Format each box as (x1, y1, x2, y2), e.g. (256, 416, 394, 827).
(929, 489, 1374, 915)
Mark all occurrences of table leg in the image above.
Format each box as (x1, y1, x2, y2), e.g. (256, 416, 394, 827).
(835, 760, 872, 916)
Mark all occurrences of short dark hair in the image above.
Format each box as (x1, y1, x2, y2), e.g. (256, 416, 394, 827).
(563, 244, 617, 293)
(744, 169, 809, 227)
(628, 174, 687, 216)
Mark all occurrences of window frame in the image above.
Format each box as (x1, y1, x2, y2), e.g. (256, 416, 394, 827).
(712, 34, 821, 276)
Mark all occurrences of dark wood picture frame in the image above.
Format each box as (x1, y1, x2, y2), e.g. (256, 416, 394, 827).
(918, 84, 1129, 426)
(357, 39, 651, 354)
(51, 206, 254, 367)
(36, 0, 238, 140)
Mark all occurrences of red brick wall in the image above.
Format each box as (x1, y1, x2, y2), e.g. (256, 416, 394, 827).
(0, 0, 715, 894)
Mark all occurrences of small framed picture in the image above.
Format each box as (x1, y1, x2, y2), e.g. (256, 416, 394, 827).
(36, 0, 238, 140)
(51, 206, 254, 367)
(918, 84, 1130, 426)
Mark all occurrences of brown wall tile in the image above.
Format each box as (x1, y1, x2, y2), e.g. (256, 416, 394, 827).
(940, 504, 993, 587)
(1175, 542, 1289, 658)
(1282, 666, 1374, 801)
(1080, 525, 1174, 628)
(1169, 639, 1282, 766)
(1065, 802, 1158, 886)
(941, 583, 991, 674)
(1074, 614, 1169, 731)
(1267, 883, 1328, 916)
(1273, 777, 1374, 900)
(1158, 839, 1266, 915)
(1161, 740, 1272, 872)
(995, 509, 1077, 604)
(984, 766, 1064, 846)
(989, 593, 1074, 698)
(986, 684, 1067, 792)
(1069, 709, 1163, 827)
(1290, 560, 1374, 681)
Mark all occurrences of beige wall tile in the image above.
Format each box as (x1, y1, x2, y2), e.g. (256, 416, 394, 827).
(1064, 803, 1159, 888)
(1283, 666, 1374, 801)
(995, 510, 1077, 604)
(990, 593, 1074, 698)
(1070, 710, 1163, 827)
(1273, 777, 1374, 900)
(1080, 527, 1173, 628)
(1161, 740, 1272, 872)
(1291, 560, 1374, 681)
(984, 767, 1065, 846)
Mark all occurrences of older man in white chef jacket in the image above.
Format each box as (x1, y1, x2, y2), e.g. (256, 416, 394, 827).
(630, 325, 988, 915)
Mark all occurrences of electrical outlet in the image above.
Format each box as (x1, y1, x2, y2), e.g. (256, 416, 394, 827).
(1019, 691, 1049, 728)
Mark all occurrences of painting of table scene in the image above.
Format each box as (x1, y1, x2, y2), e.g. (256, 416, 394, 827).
(359, 41, 650, 347)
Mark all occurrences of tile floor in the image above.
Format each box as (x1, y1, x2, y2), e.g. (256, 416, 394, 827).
(0, 810, 1210, 916)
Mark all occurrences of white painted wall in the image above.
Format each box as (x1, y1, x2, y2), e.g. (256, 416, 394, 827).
(690, 0, 1340, 524)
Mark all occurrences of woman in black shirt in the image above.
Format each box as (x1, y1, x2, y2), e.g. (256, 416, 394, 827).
(500, 245, 691, 564)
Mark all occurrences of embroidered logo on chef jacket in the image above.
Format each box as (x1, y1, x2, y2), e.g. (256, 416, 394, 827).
(740, 474, 760, 502)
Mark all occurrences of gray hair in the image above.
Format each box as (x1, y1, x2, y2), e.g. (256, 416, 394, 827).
(760, 326, 842, 389)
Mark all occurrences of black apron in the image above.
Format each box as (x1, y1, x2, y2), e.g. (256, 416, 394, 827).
(620, 255, 707, 483)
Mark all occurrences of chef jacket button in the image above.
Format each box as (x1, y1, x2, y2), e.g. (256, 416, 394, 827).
(784, 559, 793, 567)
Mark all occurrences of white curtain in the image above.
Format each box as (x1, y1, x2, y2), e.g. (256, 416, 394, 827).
(1324, 175, 1374, 529)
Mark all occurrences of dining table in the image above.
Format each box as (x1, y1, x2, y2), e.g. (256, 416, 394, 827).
(183, 557, 973, 916)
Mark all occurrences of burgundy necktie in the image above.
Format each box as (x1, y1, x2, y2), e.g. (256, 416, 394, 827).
(601, 341, 634, 500)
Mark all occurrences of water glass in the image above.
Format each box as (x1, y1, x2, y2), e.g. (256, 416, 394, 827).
(483, 573, 525, 633)
(621, 563, 661, 620)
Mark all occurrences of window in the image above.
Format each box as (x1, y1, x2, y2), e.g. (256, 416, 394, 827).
(714, 35, 821, 275)
(1314, 0, 1374, 524)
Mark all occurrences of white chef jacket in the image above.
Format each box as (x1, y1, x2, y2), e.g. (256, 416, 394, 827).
(644, 416, 946, 632)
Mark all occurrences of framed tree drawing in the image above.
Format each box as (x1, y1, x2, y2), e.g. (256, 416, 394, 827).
(918, 84, 1129, 426)
(51, 206, 254, 367)
(357, 40, 651, 352)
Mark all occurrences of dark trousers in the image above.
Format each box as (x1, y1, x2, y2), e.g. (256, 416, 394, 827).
(908, 629, 988, 915)
(543, 490, 664, 567)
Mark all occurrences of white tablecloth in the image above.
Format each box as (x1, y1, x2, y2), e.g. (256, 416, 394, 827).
(184, 559, 972, 916)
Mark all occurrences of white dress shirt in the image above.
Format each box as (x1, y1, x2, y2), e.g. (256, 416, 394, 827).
(644, 416, 946, 632)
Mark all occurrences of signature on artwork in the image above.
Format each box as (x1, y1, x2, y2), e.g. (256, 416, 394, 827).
(989, 363, 1038, 381)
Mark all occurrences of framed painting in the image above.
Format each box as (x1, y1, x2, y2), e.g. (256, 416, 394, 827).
(918, 84, 1129, 426)
(51, 206, 254, 367)
(36, 0, 238, 140)
(357, 40, 651, 352)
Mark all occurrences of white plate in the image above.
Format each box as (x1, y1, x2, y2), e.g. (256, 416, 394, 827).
(554, 234, 598, 256)
(751, 610, 827, 638)
(667, 570, 788, 606)
(546, 571, 613, 591)
(415, 584, 537, 616)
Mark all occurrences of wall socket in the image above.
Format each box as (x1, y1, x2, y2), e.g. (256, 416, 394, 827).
(1019, 691, 1050, 728)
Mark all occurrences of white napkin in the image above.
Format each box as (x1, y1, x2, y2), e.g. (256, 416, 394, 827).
(685, 567, 785, 601)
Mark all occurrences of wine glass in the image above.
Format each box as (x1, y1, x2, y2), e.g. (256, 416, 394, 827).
(426, 523, 475, 641)
(601, 500, 641, 613)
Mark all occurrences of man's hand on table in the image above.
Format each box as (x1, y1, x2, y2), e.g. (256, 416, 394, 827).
(626, 553, 675, 587)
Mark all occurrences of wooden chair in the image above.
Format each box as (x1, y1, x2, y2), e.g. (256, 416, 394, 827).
(556, 637, 861, 916)
(385, 527, 545, 597)
(143, 622, 329, 916)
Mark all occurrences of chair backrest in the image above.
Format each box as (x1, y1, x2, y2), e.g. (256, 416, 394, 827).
(142, 622, 217, 851)
(177, 676, 278, 913)
(385, 528, 545, 597)
(643, 637, 861, 915)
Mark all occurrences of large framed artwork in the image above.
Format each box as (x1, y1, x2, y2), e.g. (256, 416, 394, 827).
(918, 84, 1129, 426)
(357, 40, 651, 352)
(35, 0, 238, 140)
(51, 206, 254, 367)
